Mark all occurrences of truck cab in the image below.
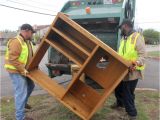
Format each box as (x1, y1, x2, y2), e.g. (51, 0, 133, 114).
(47, 0, 136, 79)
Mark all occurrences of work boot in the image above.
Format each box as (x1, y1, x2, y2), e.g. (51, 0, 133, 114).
(129, 116, 137, 120)
(110, 102, 124, 109)
(24, 117, 34, 120)
(119, 113, 137, 120)
(25, 103, 32, 109)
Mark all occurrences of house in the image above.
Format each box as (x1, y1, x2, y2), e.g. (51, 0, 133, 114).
(0, 31, 17, 46)
(33, 25, 50, 37)
(32, 25, 50, 44)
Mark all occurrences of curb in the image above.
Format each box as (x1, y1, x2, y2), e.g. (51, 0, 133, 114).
(136, 88, 159, 91)
(147, 56, 160, 60)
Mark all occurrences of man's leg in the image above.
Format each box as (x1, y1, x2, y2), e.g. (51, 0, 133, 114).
(123, 79, 138, 117)
(114, 81, 124, 107)
(9, 73, 28, 120)
(25, 78, 35, 104)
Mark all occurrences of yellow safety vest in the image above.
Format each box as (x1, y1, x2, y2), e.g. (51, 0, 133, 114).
(4, 35, 30, 70)
(118, 32, 145, 70)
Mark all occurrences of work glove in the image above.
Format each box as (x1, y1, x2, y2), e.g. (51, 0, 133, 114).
(129, 61, 142, 72)
(21, 69, 29, 76)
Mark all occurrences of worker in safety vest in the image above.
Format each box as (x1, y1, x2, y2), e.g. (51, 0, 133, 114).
(111, 19, 146, 120)
(4, 24, 36, 120)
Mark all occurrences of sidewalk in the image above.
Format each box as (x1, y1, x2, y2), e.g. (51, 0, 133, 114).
(146, 44, 160, 52)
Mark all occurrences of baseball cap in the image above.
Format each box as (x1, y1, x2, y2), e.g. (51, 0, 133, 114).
(119, 19, 133, 28)
(20, 24, 36, 33)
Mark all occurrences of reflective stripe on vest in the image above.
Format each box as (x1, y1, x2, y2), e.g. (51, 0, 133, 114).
(118, 32, 145, 71)
(4, 36, 29, 70)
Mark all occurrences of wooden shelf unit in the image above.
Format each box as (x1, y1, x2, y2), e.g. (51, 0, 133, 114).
(27, 12, 131, 120)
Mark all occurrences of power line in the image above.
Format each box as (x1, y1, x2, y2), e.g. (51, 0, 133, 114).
(6, 0, 57, 12)
(15, 0, 56, 8)
(1, 3, 159, 24)
(0, 4, 56, 16)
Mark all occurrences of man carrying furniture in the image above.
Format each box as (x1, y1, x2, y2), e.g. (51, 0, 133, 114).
(4, 24, 36, 120)
(111, 19, 146, 120)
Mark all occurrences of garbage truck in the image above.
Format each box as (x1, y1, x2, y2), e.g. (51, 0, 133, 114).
(46, 0, 136, 87)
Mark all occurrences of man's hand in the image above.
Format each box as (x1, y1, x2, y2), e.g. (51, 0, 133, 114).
(129, 61, 138, 72)
(24, 69, 29, 76)
(21, 69, 29, 76)
(129, 61, 137, 72)
(129, 61, 143, 72)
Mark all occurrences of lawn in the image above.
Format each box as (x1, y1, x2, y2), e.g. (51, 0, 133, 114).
(147, 51, 160, 58)
(1, 90, 159, 120)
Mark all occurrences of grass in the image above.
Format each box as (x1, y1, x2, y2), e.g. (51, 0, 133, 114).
(147, 51, 160, 57)
(1, 90, 159, 120)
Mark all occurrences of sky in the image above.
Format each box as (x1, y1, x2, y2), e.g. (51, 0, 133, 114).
(0, 0, 160, 31)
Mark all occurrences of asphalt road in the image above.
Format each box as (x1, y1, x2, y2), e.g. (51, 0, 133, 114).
(137, 58, 160, 89)
(0, 50, 49, 98)
(0, 45, 159, 97)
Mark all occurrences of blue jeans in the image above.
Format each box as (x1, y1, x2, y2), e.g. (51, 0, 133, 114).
(9, 73, 35, 120)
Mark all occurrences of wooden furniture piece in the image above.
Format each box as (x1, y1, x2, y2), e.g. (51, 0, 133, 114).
(71, 64, 85, 82)
(27, 12, 130, 120)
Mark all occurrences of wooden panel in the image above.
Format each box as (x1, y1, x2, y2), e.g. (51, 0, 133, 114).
(27, 14, 61, 71)
(84, 48, 127, 89)
(45, 38, 84, 67)
(52, 27, 90, 56)
(62, 93, 91, 119)
(87, 69, 128, 120)
(51, 30, 88, 61)
(71, 64, 85, 82)
(27, 69, 65, 99)
(63, 45, 99, 96)
(27, 40, 49, 71)
(84, 48, 111, 88)
(54, 18, 96, 52)
(58, 13, 130, 67)
(69, 80, 101, 109)
(103, 62, 127, 91)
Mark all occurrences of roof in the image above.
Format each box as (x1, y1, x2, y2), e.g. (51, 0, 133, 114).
(0, 31, 17, 39)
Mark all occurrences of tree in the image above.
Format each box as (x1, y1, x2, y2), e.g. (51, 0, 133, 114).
(143, 29, 160, 44)
(33, 33, 41, 44)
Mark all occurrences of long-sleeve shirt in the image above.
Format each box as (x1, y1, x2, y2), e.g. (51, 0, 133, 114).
(5, 34, 33, 74)
(123, 32, 146, 81)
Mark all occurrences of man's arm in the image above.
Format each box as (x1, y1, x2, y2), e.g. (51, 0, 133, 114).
(8, 39, 26, 74)
(135, 35, 146, 66)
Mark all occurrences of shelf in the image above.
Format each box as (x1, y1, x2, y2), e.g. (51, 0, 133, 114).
(63, 45, 99, 96)
(52, 27, 91, 56)
(68, 80, 101, 110)
(27, 40, 49, 71)
(45, 38, 85, 67)
(54, 18, 96, 52)
(27, 69, 65, 99)
(62, 92, 92, 119)
(84, 47, 128, 89)
(62, 80, 102, 119)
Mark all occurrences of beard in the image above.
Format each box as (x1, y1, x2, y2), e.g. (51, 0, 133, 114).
(26, 36, 32, 40)
(121, 29, 127, 36)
